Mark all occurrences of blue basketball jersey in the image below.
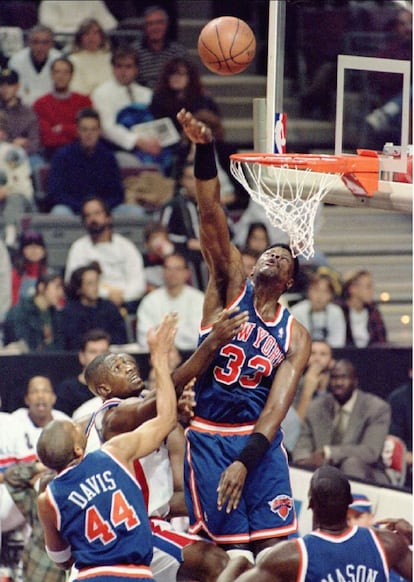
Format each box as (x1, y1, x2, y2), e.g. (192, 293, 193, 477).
(46, 449, 153, 571)
(194, 279, 294, 424)
(296, 526, 389, 582)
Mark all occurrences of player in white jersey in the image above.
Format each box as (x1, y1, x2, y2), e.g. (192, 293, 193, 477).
(82, 308, 248, 582)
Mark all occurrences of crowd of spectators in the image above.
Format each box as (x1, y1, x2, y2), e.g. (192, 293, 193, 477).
(0, 3, 411, 579)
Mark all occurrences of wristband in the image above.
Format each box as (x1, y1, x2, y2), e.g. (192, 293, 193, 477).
(194, 142, 217, 181)
(46, 545, 72, 563)
(236, 432, 270, 472)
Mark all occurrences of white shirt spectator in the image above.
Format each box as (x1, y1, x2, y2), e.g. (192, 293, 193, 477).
(38, 0, 117, 33)
(92, 78, 153, 151)
(137, 285, 204, 351)
(10, 407, 70, 463)
(291, 299, 346, 348)
(8, 46, 61, 106)
(65, 233, 146, 303)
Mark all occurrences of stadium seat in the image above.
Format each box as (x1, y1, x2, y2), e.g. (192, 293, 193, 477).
(382, 434, 407, 487)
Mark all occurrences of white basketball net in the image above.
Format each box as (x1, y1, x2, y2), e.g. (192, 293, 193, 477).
(230, 159, 341, 260)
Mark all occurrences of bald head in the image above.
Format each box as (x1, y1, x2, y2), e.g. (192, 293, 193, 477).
(309, 466, 353, 527)
(37, 419, 83, 472)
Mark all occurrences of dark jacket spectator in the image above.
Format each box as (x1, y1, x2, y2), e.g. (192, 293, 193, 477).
(4, 270, 65, 351)
(46, 108, 124, 214)
(61, 262, 127, 350)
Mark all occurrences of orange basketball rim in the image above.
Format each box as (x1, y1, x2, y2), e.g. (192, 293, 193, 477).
(230, 149, 380, 196)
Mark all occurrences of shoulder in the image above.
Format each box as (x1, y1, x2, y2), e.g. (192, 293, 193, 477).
(92, 78, 115, 97)
(167, 41, 187, 55)
(71, 92, 92, 104)
(8, 48, 30, 65)
(112, 233, 140, 250)
(133, 82, 153, 100)
(355, 389, 390, 411)
(52, 409, 71, 421)
(184, 285, 204, 299)
(69, 235, 91, 249)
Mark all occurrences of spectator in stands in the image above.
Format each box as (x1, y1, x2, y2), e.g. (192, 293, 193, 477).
(8, 25, 61, 106)
(151, 57, 220, 131)
(92, 45, 170, 173)
(10, 375, 70, 463)
(150, 56, 220, 174)
(4, 269, 65, 352)
(0, 111, 34, 249)
(244, 222, 270, 255)
(0, 238, 11, 345)
(55, 328, 111, 416)
(132, 5, 188, 90)
(294, 339, 335, 421)
(46, 108, 124, 215)
(2, 461, 65, 582)
(160, 159, 234, 289)
(387, 369, 412, 489)
(0, 68, 41, 162)
(136, 251, 204, 351)
(11, 230, 48, 306)
(32, 57, 92, 160)
(337, 269, 387, 347)
(346, 492, 412, 581)
(64, 196, 146, 313)
(62, 261, 127, 350)
(291, 271, 346, 347)
(239, 247, 258, 279)
(293, 358, 391, 485)
(142, 221, 175, 292)
(68, 18, 113, 95)
(38, 0, 118, 35)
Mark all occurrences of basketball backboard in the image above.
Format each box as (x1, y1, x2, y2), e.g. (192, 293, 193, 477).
(258, 0, 412, 213)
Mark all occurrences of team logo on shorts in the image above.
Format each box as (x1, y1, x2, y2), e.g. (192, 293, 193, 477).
(268, 494, 293, 520)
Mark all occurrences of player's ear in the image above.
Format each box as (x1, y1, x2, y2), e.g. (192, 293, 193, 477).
(95, 382, 111, 398)
(286, 277, 294, 290)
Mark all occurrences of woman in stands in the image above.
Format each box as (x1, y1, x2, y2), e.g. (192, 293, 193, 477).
(11, 230, 48, 305)
(68, 18, 112, 95)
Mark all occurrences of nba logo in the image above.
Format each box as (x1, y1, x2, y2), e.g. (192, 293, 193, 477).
(274, 113, 287, 154)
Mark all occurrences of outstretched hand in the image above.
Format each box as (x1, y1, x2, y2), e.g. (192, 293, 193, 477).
(210, 307, 249, 347)
(147, 313, 178, 361)
(177, 108, 213, 144)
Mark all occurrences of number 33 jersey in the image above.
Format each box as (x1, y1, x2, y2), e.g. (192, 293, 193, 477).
(195, 278, 295, 424)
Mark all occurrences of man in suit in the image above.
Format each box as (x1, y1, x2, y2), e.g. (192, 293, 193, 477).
(292, 359, 391, 484)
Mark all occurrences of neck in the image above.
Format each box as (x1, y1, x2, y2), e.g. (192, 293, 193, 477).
(91, 228, 112, 243)
(347, 297, 364, 311)
(80, 296, 97, 307)
(167, 285, 184, 298)
(29, 412, 53, 427)
(254, 283, 283, 318)
(314, 516, 349, 533)
(54, 87, 70, 97)
(148, 38, 164, 51)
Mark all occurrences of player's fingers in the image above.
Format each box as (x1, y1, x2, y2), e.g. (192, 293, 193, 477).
(226, 487, 242, 513)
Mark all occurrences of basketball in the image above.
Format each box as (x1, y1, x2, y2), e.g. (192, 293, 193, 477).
(197, 16, 256, 76)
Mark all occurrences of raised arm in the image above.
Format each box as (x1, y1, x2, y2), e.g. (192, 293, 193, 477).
(176, 109, 245, 305)
(104, 314, 178, 464)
